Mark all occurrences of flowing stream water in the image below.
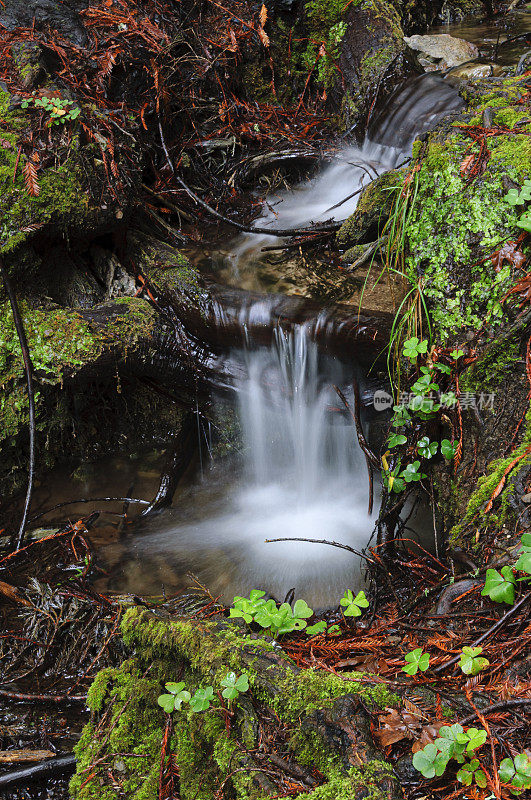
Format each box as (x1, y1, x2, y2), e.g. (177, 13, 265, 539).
(97, 72, 472, 606)
(89, 9, 531, 604)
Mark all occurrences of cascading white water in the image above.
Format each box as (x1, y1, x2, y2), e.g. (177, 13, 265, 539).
(122, 324, 374, 607)
(110, 73, 462, 603)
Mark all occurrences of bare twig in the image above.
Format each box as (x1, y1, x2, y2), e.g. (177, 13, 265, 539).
(0, 258, 35, 549)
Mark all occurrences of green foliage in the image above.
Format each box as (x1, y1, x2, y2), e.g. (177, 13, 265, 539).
(457, 759, 487, 788)
(189, 686, 215, 712)
(302, 0, 346, 88)
(388, 433, 407, 448)
(417, 437, 438, 459)
(440, 439, 457, 460)
(403, 337, 428, 361)
(504, 180, 531, 206)
(481, 566, 516, 605)
(157, 681, 191, 713)
(412, 743, 449, 779)
(503, 179, 531, 235)
(402, 648, 430, 676)
(413, 724, 488, 780)
(401, 460, 427, 483)
(229, 589, 267, 623)
(220, 672, 249, 701)
(515, 533, 531, 574)
(499, 753, 531, 794)
(459, 646, 489, 676)
(254, 598, 313, 636)
(340, 589, 369, 618)
(21, 93, 81, 125)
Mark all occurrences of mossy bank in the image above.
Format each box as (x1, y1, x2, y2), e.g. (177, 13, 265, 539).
(70, 607, 400, 800)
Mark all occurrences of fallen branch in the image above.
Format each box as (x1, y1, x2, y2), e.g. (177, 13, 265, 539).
(265, 536, 374, 562)
(0, 754, 76, 789)
(433, 590, 531, 673)
(0, 257, 35, 550)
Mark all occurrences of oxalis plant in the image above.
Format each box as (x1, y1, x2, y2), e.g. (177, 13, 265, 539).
(21, 93, 82, 125)
(157, 671, 249, 714)
(481, 534, 531, 606)
(504, 179, 531, 234)
(413, 723, 487, 782)
(382, 338, 460, 494)
(229, 589, 368, 636)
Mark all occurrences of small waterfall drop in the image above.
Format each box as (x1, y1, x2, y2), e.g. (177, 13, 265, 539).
(120, 323, 373, 607)
(106, 72, 464, 604)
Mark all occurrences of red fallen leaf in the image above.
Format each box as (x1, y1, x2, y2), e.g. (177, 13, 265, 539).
(258, 26, 270, 47)
(412, 721, 446, 753)
(23, 158, 39, 197)
(504, 272, 531, 305)
(491, 241, 528, 272)
(375, 707, 423, 747)
(460, 154, 475, 177)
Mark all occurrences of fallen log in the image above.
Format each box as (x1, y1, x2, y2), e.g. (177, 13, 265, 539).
(70, 607, 401, 800)
(0, 750, 55, 763)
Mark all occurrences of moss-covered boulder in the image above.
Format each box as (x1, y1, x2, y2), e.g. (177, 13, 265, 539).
(70, 607, 400, 800)
(394, 75, 531, 545)
(336, 168, 404, 248)
(338, 0, 411, 133)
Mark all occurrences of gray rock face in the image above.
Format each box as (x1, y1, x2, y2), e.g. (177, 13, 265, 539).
(0, 1, 89, 48)
(404, 33, 479, 70)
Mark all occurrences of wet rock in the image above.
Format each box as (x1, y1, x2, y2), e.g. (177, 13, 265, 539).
(446, 62, 504, 82)
(0, 1, 89, 48)
(10, 42, 43, 90)
(338, 0, 415, 135)
(404, 33, 479, 71)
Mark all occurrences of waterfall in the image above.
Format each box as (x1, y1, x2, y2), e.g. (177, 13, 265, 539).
(111, 73, 462, 604)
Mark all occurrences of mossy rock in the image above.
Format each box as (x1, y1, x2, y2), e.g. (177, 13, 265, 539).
(338, 0, 410, 131)
(336, 168, 403, 248)
(401, 76, 531, 342)
(70, 608, 400, 800)
(0, 296, 162, 495)
(0, 88, 134, 258)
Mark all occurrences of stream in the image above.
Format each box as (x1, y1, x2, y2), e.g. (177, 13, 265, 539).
(95, 72, 467, 606)
(30, 8, 531, 607)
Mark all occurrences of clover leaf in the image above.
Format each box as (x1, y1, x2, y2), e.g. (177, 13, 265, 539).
(220, 671, 249, 700)
(412, 743, 450, 779)
(441, 439, 457, 460)
(457, 759, 487, 788)
(340, 589, 369, 617)
(189, 686, 214, 712)
(401, 461, 426, 483)
(157, 681, 191, 713)
(459, 646, 489, 676)
(481, 566, 516, 605)
(388, 433, 407, 448)
(305, 620, 327, 635)
(417, 437, 438, 459)
(499, 753, 531, 793)
(403, 337, 428, 361)
(402, 647, 430, 676)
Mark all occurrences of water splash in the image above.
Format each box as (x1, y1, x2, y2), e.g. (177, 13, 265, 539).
(116, 327, 374, 607)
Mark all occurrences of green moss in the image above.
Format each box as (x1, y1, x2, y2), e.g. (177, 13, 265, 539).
(461, 335, 521, 393)
(73, 609, 397, 799)
(336, 168, 402, 247)
(0, 89, 117, 254)
(0, 297, 155, 443)
(403, 125, 525, 340)
(450, 402, 531, 546)
(293, 762, 394, 800)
